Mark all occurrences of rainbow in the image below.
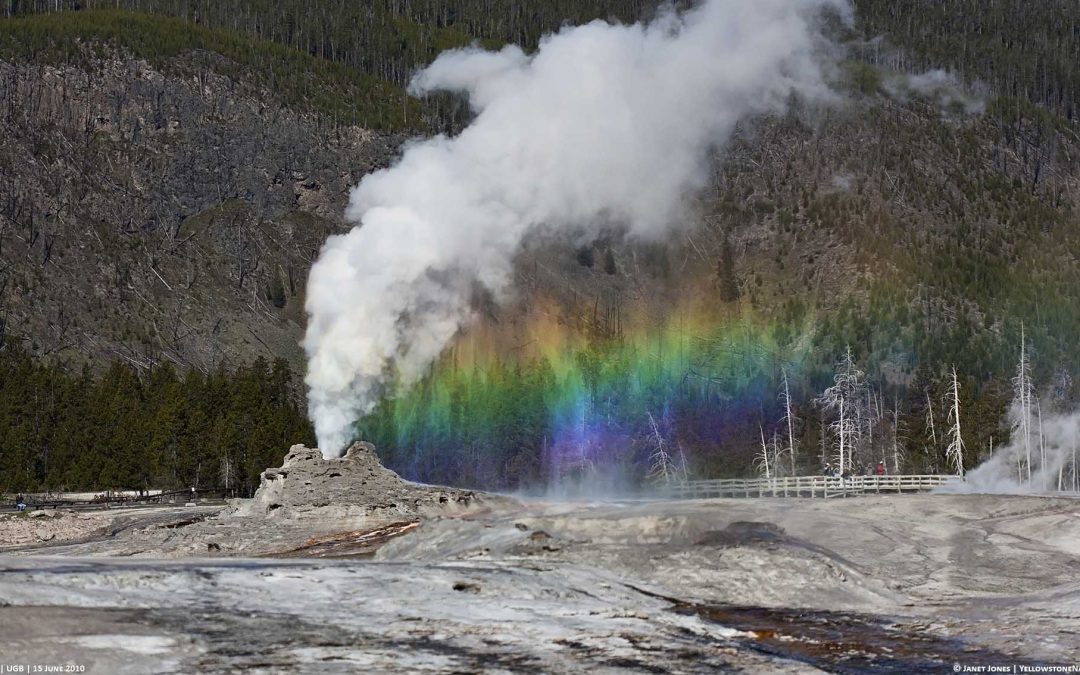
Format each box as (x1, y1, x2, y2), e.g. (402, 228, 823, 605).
(358, 295, 818, 490)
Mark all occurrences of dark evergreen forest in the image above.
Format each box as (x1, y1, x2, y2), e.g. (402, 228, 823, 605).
(0, 341, 313, 494)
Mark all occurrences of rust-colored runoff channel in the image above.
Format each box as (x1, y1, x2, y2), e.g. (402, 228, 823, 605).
(678, 604, 1034, 674)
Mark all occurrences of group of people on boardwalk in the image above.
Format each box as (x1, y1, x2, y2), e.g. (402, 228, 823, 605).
(822, 461, 886, 479)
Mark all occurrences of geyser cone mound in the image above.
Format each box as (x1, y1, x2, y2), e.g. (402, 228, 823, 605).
(233, 442, 494, 520)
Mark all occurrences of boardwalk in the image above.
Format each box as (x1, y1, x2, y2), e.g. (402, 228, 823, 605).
(665, 474, 960, 499)
(3, 488, 229, 510)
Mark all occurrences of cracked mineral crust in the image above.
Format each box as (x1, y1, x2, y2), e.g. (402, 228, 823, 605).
(229, 442, 498, 521)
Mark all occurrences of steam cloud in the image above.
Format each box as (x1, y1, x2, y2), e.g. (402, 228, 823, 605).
(942, 409, 1080, 494)
(883, 69, 986, 115)
(304, 0, 850, 457)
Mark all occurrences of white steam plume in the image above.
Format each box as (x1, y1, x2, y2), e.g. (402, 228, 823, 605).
(941, 411, 1080, 494)
(304, 0, 850, 457)
(883, 69, 986, 115)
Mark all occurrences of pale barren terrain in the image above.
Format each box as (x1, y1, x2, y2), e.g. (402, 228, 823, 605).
(1, 447, 1077, 673)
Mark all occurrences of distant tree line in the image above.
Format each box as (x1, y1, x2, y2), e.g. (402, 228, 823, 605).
(854, 0, 1080, 119)
(1, 312, 1064, 495)
(0, 9, 422, 130)
(10, 0, 1080, 122)
(0, 340, 313, 495)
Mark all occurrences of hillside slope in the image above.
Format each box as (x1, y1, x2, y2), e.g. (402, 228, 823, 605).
(364, 90, 1080, 487)
(0, 11, 404, 374)
(1, 6, 1079, 492)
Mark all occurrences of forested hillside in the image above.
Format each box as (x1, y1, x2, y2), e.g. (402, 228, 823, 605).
(10, 0, 1080, 117)
(854, 0, 1080, 118)
(0, 11, 405, 371)
(1, 1, 1079, 493)
(361, 90, 1080, 488)
(0, 9, 420, 128)
(0, 10, 376, 492)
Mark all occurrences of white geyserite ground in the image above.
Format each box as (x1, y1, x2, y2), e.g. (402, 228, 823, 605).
(0, 493, 1079, 672)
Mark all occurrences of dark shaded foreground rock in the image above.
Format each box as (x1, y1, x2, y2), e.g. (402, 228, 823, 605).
(229, 442, 497, 522)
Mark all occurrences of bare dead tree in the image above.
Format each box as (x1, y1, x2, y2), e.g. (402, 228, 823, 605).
(646, 411, 678, 486)
(925, 391, 938, 461)
(890, 396, 905, 474)
(754, 424, 772, 479)
(1012, 323, 1035, 482)
(816, 346, 864, 474)
(779, 367, 798, 475)
(945, 366, 965, 478)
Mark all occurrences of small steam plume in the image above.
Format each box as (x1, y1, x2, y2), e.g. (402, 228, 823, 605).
(883, 69, 986, 115)
(304, 0, 851, 457)
(942, 410, 1080, 494)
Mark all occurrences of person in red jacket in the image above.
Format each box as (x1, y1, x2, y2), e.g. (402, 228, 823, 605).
(875, 461, 886, 476)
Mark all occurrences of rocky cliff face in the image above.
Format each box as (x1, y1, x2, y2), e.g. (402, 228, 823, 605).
(0, 50, 400, 373)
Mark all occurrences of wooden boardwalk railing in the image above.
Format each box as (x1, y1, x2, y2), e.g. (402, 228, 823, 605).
(4, 488, 234, 510)
(663, 474, 961, 499)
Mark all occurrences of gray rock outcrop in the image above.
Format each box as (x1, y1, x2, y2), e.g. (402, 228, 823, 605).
(231, 442, 489, 521)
